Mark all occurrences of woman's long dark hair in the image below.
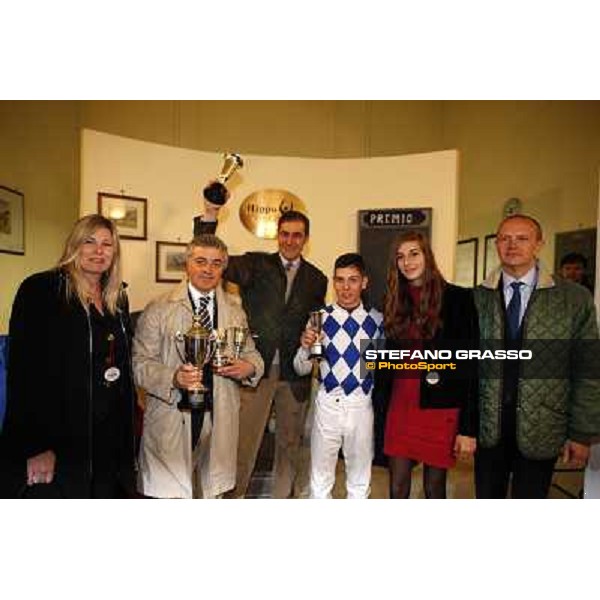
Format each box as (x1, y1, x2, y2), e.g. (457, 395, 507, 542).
(383, 231, 445, 340)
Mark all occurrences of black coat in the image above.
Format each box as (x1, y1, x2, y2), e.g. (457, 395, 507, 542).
(373, 283, 480, 463)
(0, 270, 136, 498)
(194, 218, 328, 392)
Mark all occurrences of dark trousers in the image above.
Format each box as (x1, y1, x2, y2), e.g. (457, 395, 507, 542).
(476, 343, 557, 499)
(475, 438, 556, 498)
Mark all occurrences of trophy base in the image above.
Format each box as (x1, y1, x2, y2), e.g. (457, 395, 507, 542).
(203, 182, 228, 206)
(177, 398, 206, 412)
(177, 391, 206, 412)
(212, 357, 232, 369)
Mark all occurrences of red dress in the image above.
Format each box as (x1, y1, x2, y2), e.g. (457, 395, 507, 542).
(383, 287, 459, 469)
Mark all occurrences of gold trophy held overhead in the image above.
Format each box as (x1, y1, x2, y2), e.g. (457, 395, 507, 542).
(203, 153, 244, 206)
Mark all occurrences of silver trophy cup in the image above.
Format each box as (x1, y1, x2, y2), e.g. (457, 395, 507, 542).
(227, 326, 250, 360)
(211, 328, 233, 368)
(308, 310, 323, 360)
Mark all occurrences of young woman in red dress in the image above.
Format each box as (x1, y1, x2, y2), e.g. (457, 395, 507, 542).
(382, 231, 479, 498)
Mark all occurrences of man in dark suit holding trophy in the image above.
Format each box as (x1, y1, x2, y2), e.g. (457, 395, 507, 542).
(194, 166, 327, 498)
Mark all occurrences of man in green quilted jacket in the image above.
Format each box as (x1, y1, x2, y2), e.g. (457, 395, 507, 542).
(474, 214, 600, 498)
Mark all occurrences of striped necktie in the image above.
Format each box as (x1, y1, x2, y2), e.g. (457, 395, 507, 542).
(197, 294, 212, 330)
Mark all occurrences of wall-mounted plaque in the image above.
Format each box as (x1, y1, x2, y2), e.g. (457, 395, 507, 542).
(239, 189, 307, 239)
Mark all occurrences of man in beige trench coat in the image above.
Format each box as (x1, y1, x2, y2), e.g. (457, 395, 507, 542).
(133, 234, 264, 498)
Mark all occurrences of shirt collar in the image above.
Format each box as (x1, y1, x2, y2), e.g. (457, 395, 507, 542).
(502, 265, 537, 290)
(333, 302, 365, 316)
(187, 282, 215, 304)
(279, 255, 301, 270)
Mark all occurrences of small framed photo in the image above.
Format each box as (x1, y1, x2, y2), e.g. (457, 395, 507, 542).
(455, 237, 478, 287)
(483, 234, 500, 279)
(98, 192, 147, 240)
(0, 185, 25, 255)
(156, 241, 188, 283)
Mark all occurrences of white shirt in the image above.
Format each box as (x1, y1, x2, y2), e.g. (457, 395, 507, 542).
(187, 282, 215, 322)
(279, 255, 300, 272)
(501, 265, 537, 326)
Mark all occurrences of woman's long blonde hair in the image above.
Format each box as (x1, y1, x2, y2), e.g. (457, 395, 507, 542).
(383, 231, 445, 340)
(57, 214, 123, 315)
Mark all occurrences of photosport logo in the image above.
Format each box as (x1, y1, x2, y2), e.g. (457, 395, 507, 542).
(359, 339, 600, 380)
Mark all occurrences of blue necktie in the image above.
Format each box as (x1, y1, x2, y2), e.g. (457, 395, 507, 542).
(506, 282, 524, 339)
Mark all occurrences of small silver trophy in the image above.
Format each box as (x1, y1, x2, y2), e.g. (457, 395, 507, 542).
(211, 328, 232, 368)
(203, 152, 244, 206)
(308, 310, 323, 360)
(227, 326, 250, 360)
(174, 314, 216, 411)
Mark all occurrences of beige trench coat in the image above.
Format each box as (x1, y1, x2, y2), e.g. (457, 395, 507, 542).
(133, 281, 264, 498)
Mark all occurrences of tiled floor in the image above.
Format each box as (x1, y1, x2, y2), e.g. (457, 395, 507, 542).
(248, 430, 584, 499)
(333, 458, 583, 499)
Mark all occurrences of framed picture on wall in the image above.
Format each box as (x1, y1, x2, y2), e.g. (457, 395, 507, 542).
(455, 238, 478, 287)
(0, 185, 25, 255)
(483, 234, 500, 279)
(156, 241, 187, 283)
(98, 192, 147, 240)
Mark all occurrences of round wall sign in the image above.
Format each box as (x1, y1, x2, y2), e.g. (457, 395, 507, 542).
(239, 189, 307, 239)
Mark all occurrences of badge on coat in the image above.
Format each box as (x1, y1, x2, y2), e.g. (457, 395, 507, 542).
(425, 371, 440, 386)
(104, 366, 121, 383)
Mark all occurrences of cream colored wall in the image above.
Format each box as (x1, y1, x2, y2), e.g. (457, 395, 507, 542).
(446, 101, 600, 279)
(80, 130, 458, 312)
(0, 101, 80, 333)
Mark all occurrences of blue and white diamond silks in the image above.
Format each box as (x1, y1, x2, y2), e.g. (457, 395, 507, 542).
(319, 303, 384, 396)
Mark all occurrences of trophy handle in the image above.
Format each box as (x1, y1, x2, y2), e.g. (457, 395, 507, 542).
(174, 331, 187, 364)
(205, 334, 217, 365)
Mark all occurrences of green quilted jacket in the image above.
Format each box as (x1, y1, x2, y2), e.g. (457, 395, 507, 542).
(474, 263, 600, 459)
